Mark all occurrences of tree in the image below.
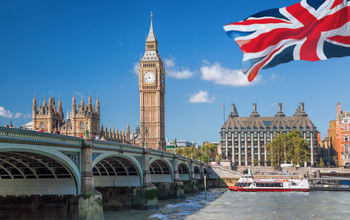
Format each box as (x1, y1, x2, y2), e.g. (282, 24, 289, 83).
(175, 147, 183, 156)
(199, 143, 217, 162)
(266, 133, 287, 168)
(319, 158, 325, 168)
(289, 131, 309, 167)
(266, 130, 309, 168)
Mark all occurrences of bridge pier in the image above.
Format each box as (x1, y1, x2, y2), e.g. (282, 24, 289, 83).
(79, 139, 104, 220)
(173, 157, 185, 198)
(132, 148, 159, 209)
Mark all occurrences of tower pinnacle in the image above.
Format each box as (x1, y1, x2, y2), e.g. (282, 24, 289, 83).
(146, 12, 156, 42)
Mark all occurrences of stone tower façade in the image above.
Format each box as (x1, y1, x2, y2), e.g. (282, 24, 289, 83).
(139, 13, 166, 151)
(32, 94, 100, 139)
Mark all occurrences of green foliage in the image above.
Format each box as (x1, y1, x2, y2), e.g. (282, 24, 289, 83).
(266, 130, 309, 168)
(319, 158, 325, 168)
(174, 143, 217, 162)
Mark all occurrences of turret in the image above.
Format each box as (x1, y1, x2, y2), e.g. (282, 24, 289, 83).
(230, 104, 239, 117)
(32, 96, 37, 116)
(80, 97, 84, 110)
(72, 96, 76, 116)
(58, 97, 63, 120)
(88, 92, 92, 111)
(96, 96, 100, 115)
(48, 96, 53, 116)
(126, 124, 130, 142)
(250, 103, 260, 117)
(145, 12, 158, 52)
(275, 103, 285, 117)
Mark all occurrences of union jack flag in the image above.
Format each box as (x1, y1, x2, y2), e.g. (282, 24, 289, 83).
(224, 0, 350, 82)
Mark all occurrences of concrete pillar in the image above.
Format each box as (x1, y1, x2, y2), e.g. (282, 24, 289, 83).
(190, 161, 195, 180)
(258, 132, 261, 166)
(143, 148, 152, 186)
(311, 132, 314, 166)
(173, 156, 180, 182)
(79, 139, 104, 220)
(244, 133, 248, 165)
(270, 133, 273, 165)
(81, 139, 94, 195)
(238, 133, 241, 165)
(232, 132, 235, 165)
(264, 133, 267, 166)
(225, 132, 228, 159)
(303, 132, 307, 166)
(133, 148, 158, 209)
(251, 132, 254, 166)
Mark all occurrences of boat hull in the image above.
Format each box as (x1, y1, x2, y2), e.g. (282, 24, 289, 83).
(228, 186, 310, 192)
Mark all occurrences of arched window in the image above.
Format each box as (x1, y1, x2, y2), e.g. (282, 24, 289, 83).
(40, 122, 45, 129)
(79, 121, 84, 129)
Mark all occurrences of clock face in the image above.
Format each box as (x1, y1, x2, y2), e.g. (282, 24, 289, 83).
(143, 71, 155, 84)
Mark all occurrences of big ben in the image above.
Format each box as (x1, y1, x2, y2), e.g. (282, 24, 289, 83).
(139, 13, 165, 151)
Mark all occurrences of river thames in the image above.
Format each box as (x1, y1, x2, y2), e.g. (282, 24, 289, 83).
(105, 189, 350, 220)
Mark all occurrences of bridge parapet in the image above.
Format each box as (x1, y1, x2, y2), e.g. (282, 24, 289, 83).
(0, 126, 82, 147)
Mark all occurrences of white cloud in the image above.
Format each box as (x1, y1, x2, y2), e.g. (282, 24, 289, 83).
(0, 106, 24, 118)
(189, 90, 215, 103)
(164, 58, 175, 68)
(164, 58, 194, 79)
(200, 63, 261, 86)
(132, 62, 140, 75)
(168, 69, 194, 79)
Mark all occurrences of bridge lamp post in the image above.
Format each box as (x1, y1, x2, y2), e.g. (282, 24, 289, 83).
(143, 126, 148, 148)
(83, 107, 91, 139)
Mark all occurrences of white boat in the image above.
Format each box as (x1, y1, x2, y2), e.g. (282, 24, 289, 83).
(229, 176, 310, 192)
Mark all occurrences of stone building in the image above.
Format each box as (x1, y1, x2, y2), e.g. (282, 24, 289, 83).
(32, 95, 134, 144)
(33, 95, 100, 138)
(138, 13, 166, 150)
(220, 103, 318, 167)
(335, 102, 350, 167)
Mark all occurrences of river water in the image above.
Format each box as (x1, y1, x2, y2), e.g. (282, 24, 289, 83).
(105, 189, 350, 220)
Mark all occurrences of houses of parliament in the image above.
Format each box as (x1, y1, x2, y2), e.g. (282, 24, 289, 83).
(31, 13, 166, 150)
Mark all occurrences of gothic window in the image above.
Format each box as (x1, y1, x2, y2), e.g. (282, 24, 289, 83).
(79, 121, 84, 129)
(40, 122, 45, 130)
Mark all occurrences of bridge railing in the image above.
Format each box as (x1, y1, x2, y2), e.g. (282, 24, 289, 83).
(0, 126, 82, 146)
(93, 140, 144, 154)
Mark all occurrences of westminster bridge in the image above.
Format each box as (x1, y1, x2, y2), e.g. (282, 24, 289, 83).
(0, 126, 208, 219)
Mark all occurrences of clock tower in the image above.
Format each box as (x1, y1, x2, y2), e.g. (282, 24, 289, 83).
(139, 13, 166, 151)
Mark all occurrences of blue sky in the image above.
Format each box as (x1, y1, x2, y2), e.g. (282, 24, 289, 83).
(0, 0, 349, 144)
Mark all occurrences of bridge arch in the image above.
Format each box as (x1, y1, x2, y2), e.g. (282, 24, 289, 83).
(0, 145, 81, 195)
(193, 166, 201, 180)
(92, 153, 143, 187)
(178, 162, 190, 181)
(149, 158, 173, 183)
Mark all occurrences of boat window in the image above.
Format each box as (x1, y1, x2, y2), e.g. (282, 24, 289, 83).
(256, 183, 261, 187)
(292, 182, 297, 186)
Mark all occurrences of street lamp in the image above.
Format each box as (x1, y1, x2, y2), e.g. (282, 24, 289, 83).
(143, 126, 148, 148)
(83, 107, 90, 139)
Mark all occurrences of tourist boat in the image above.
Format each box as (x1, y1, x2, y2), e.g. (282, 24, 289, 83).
(229, 176, 310, 192)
